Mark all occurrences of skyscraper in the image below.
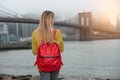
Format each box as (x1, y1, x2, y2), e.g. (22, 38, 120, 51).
(116, 15, 120, 32)
(0, 23, 9, 45)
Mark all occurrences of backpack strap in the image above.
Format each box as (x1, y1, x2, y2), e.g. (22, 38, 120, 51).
(53, 29, 57, 39)
(53, 29, 57, 36)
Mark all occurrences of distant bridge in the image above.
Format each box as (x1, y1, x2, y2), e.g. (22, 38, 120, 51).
(0, 17, 119, 34)
(0, 12, 120, 41)
(1, 5, 119, 41)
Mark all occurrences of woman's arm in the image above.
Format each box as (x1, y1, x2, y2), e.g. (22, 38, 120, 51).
(32, 31, 38, 55)
(55, 29, 64, 52)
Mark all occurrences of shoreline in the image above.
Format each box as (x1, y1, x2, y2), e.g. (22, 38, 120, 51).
(0, 39, 120, 51)
(0, 74, 120, 80)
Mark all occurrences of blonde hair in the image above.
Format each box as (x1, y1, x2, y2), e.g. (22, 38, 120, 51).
(38, 10, 54, 43)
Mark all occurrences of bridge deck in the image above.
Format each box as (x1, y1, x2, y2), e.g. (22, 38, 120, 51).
(0, 17, 120, 34)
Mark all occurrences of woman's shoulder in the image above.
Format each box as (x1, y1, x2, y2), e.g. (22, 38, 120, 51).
(55, 28, 61, 33)
(54, 28, 62, 37)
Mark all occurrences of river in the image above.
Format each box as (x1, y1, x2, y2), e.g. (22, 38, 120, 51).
(0, 40, 120, 79)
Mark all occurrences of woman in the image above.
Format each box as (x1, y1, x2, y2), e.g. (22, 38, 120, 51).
(32, 10, 64, 80)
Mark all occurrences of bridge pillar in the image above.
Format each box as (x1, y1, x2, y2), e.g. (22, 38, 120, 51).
(78, 12, 93, 41)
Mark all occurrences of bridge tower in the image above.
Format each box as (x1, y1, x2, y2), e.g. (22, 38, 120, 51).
(78, 12, 93, 41)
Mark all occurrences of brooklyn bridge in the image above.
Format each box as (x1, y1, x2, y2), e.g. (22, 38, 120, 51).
(0, 11, 120, 49)
(0, 12, 120, 40)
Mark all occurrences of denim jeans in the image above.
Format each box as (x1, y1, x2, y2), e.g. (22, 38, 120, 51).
(39, 70, 59, 80)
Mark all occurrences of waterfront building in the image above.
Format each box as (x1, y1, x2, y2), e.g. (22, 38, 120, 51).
(0, 23, 9, 45)
(21, 23, 37, 38)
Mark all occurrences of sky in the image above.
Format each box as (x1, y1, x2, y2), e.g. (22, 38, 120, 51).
(0, 0, 120, 25)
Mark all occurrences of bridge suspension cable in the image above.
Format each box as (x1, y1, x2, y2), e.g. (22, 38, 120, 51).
(0, 9, 16, 17)
(0, 5, 20, 17)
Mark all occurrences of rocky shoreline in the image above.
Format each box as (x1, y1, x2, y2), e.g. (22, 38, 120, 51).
(0, 74, 120, 80)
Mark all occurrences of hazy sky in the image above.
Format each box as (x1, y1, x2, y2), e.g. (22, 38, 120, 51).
(0, 0, 120, 24)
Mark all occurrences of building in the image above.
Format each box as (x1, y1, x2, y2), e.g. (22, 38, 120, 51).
(116, 15, 120, 32)
(0, 23, 9, 45)
(21, 23, 37, 38)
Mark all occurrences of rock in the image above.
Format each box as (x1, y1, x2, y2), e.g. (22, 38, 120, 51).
(0, 74, 12, 80)
(0, 74, 32, 80)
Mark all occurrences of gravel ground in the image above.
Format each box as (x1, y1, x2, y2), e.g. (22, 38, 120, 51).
(0, 74, 120, 80)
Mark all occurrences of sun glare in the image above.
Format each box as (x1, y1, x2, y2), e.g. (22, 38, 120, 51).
(109, 15, 116, 27)
(103, 6, 117, 27)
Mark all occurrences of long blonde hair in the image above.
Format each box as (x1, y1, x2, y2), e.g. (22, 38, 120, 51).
(38, 10, 54, 43)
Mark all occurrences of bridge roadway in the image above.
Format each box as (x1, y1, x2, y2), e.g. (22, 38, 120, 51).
(0, 17, 120, 34)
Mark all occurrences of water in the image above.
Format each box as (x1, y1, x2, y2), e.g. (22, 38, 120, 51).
(0, 39, 120, 79)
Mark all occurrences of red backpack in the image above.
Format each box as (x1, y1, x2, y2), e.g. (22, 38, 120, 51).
(34, 29, 63, 72)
